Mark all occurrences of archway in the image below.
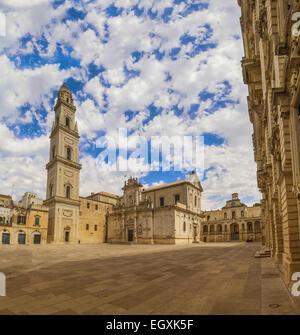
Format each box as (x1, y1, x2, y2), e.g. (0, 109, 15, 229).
(231, 224, 239, 240)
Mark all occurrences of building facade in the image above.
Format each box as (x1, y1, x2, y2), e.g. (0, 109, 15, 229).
(108, 173, 203, 244)
(79, 192, 119, 244)
(238, 0, 300, 286)
(0, 193, 49, 245)
(201, 193, 261, 242)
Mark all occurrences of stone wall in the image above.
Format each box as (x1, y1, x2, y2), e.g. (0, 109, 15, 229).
(238, 0, 300, 288)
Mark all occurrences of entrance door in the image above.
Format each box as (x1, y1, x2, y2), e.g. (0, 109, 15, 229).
(34, 234, 41, 244)
(18, 234, 26, 244)
(65, 231, 70, 242)
(231, 224, 239, 241)
(128, 229, 134, 242)
(2, 233, 10, 244)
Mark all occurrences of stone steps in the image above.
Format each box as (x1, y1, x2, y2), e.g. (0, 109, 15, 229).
(255, 249, 271, 258)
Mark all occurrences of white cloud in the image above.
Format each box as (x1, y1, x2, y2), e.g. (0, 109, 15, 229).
(0, 0, 261, 209)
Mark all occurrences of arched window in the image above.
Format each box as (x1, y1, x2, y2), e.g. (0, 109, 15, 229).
(67, 147, 72, 160)
(66, 186, 71, 199)
(203, 225, 208, 233)
(52, 146, 55, 159)
(183, 222, 186, 232)
(66, 117, 70, 128)
(241, 210, 244, 217)
(194, 196, 197, 207)
(248, 223, 253, 232)
(217, 224, 222, 233)
(224, 212, 227, 219)
(232, 211, 236, 219)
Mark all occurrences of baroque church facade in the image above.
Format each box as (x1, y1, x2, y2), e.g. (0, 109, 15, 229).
(108, 173, 203, 244)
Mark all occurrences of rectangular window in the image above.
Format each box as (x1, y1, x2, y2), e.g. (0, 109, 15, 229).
(87, 203, 90, 209)
(174, 194, 180, 203)
(34, 217, 40, 226)
(95, 205, 98, 210)
(94, 225, 97, 231)
(160, 197, 165, 207)
(17, 216, 26, 225)
(86, 224, 89, 230)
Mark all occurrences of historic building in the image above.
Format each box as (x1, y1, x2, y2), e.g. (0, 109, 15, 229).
(0, 193, 49, 245)
(108, 172, 203, 244)
(201, 193, 261, 242)
(44, 84, 118, 244)
(0, 194, 13, 228)
(0, 84, 262, 247)
(238, 0, 300, 286)
(79, 192, 119, 244)
(44, 84, 82, 243)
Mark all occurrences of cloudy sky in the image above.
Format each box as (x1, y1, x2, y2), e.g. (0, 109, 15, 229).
(0, 0, 261, 210)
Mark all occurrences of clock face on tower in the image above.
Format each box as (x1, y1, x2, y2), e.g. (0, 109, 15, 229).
(231, 202, 235, 206)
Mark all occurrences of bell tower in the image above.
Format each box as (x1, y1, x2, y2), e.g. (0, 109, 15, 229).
(45, 83, 82, 243)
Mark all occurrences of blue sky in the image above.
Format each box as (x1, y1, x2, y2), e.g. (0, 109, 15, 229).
(0, 0, 260, 209)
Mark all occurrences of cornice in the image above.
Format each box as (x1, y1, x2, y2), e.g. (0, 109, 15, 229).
(46, 155, 82, 171)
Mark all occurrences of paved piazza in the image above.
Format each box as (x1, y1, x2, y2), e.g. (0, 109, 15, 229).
(0, 242, 298, 315)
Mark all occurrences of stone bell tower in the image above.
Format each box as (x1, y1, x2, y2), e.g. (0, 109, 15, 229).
(45, 83, 82, 243)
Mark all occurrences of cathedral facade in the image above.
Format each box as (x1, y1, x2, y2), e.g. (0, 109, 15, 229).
(108, 173, 203, 244)
(238, 0, 300, 287)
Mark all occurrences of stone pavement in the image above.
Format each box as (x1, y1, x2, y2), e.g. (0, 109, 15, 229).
(0, 242, 298, 315)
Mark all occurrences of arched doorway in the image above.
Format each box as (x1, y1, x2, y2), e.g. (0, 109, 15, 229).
(231, 224, 239, 240)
